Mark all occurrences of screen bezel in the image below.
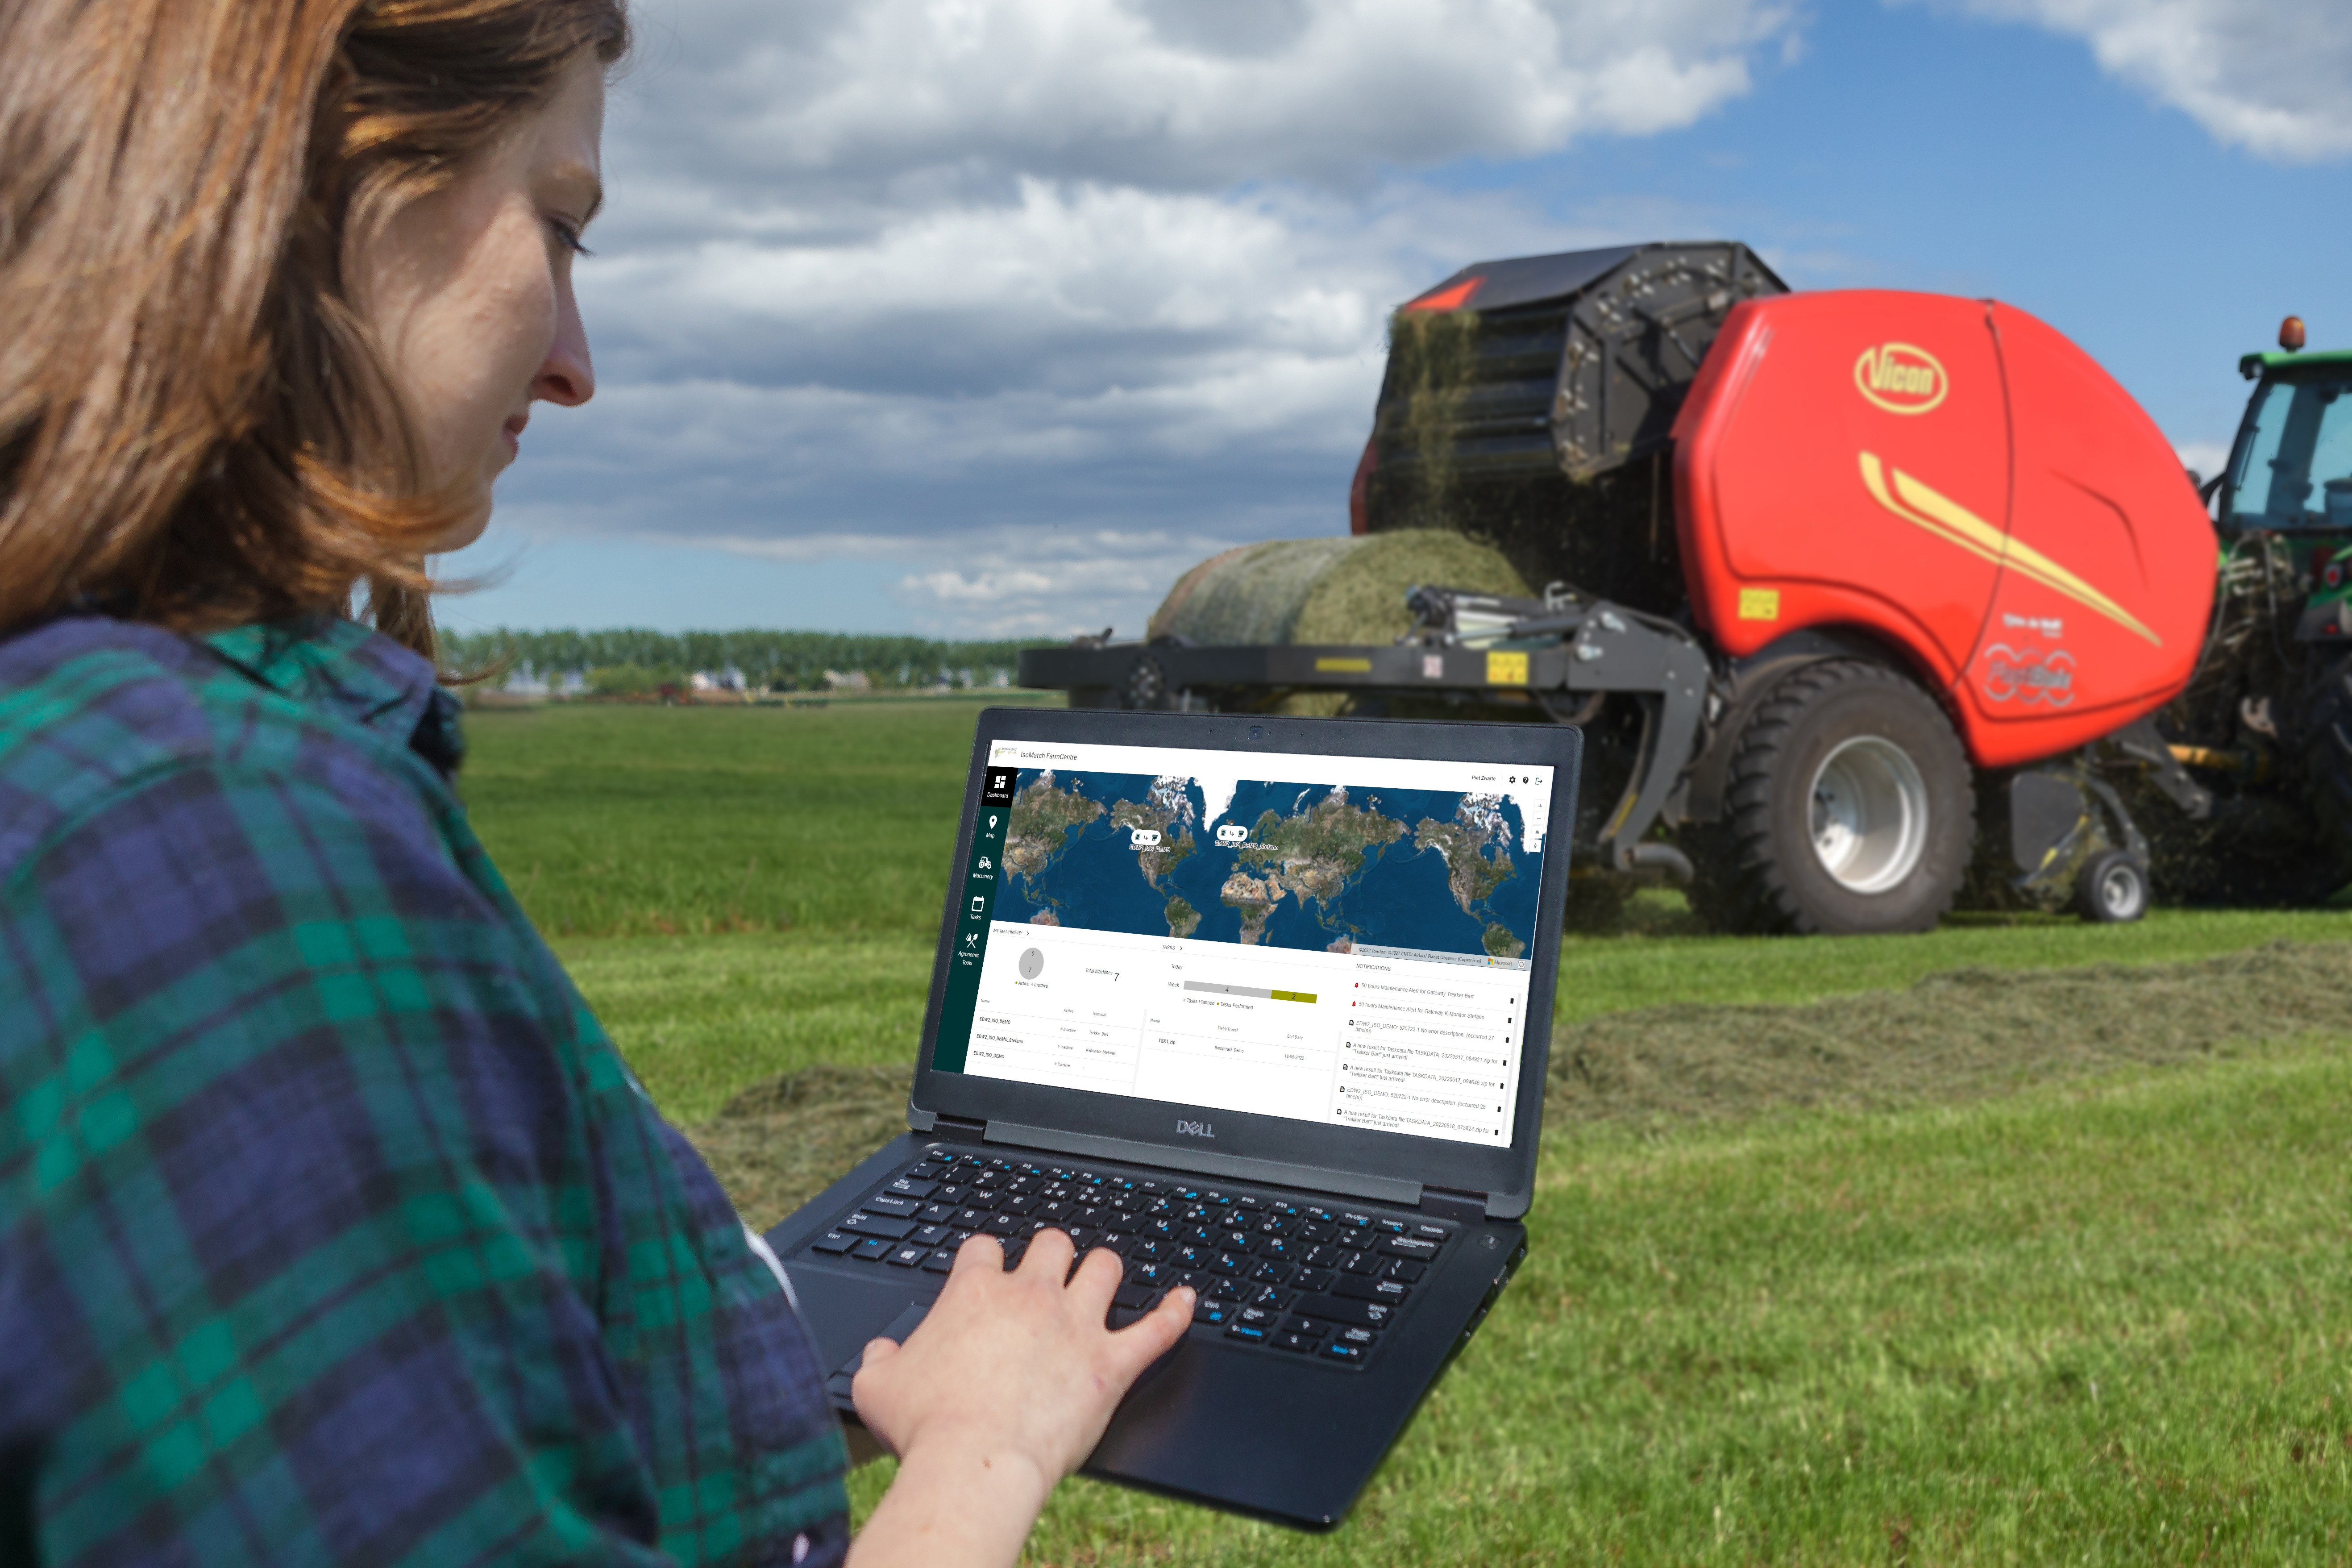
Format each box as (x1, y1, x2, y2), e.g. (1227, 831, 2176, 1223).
(906, 706, 1582, 1209)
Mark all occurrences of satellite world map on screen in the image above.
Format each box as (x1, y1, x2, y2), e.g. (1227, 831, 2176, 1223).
(1001, 770, 1539, 961)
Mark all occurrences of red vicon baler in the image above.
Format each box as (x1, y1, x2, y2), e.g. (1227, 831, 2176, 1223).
(1020, 243, 2227, 934)
(1675, 291, 2215, 767)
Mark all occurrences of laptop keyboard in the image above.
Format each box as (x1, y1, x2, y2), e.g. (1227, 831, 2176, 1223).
(796, 1147, 1455, 1370)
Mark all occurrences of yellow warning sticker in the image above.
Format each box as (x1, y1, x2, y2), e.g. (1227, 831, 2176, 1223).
(1737, 588, 1781, 621)
(1485, 650, 1529, 685)
(1313, 656, 1372, 673)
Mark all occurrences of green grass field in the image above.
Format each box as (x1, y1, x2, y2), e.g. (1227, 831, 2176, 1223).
(463, 697, 1052, 938)
(953, 1052, 2352, 1564)
(463, 699, 2352, 1564)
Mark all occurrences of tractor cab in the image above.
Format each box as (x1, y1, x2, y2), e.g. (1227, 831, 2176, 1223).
(2218, 324, 2352, 537)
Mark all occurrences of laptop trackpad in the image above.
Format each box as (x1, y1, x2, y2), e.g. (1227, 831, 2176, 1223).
(834, 1301, 931, 1378)
(819, 1297, 932, 1405)
(815, 1293, 1186, 1407)
(791, 1260, 933, 1371)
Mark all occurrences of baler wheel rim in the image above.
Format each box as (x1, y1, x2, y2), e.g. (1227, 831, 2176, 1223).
(1806, 736, 1929, 894)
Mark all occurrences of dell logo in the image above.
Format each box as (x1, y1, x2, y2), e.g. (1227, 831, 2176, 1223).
(1176, 1119, 1215, 1139)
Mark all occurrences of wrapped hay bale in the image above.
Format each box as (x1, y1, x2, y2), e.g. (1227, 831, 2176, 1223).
(1146, 539, 1355, 646)
(1147, 530, 1532, 648)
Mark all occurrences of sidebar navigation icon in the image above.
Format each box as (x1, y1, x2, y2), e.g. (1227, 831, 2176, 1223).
(938, 756, 1022, 1073)
(968, 761, 1019, 932)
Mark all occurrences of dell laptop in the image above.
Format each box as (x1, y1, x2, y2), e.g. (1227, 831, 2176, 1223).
(764, 706, 1581, 1528)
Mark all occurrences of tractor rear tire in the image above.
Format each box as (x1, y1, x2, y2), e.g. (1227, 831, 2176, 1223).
(1684, 659, 1974, 936)
(2292, 649, 2352, 899)
(2144, 792, 2350, 906)
(1560, 873, 1633, 934)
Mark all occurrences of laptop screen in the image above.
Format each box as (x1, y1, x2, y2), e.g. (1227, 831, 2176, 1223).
(927, 736, 1556, 1149)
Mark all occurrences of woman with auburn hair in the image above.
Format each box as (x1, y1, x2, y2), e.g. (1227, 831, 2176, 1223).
(0, 2, 1192, 1564)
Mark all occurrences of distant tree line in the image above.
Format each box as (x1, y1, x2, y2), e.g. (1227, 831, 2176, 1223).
(440, 627, 1053, 693)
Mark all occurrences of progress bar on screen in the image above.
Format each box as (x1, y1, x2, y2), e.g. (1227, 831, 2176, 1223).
(1182, 981, 1317, 1004)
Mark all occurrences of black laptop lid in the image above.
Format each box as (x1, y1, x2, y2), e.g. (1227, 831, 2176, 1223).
(906, 708, 1582, 1217)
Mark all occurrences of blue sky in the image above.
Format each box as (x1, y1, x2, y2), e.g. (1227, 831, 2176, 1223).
(440, 0, 2352, 642)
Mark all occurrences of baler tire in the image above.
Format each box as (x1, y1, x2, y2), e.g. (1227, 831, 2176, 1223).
(2074, 849, 2150, 923)
(1684, 659, 1974, 936)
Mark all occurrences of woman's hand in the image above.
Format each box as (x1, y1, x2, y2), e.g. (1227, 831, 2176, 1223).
(845, 1231, 1193, 1568)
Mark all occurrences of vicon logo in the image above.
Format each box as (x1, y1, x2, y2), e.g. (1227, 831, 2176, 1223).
(1853, 342, 1949, 415)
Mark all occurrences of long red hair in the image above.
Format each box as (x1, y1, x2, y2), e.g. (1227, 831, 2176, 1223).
(0, 0, 629, 663)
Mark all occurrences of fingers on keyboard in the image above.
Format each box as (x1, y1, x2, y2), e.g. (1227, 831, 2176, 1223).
(808, 1151, 1455, 1368)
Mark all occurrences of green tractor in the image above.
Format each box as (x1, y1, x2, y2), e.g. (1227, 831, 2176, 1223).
(2147, 317, 2352, 905)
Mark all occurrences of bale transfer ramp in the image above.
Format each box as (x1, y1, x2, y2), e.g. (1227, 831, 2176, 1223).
(1018, 590, 1708, 878)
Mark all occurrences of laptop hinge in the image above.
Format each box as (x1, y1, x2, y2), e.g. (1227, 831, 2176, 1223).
(1418, 1186, 1491, 1223)
(983, 1122, 1420, 1208)
(906, 1106, 985, 1140)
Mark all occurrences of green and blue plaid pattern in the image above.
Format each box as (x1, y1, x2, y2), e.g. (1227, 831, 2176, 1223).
(0, 614, 849, 1566)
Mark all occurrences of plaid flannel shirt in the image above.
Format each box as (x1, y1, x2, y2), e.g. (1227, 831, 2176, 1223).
(0, 614, 849, 1567)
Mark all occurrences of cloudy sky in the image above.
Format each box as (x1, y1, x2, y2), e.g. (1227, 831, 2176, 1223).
(441, 0, 2352, 641)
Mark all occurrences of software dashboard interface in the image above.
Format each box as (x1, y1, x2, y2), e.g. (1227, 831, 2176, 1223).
(930, 739, 1556, 1148)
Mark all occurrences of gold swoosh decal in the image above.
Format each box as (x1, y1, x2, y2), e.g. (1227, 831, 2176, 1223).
(1859, 452, 2160, 646)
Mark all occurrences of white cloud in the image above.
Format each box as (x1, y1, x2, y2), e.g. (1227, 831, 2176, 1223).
(2173, 438, 2229, 482)
(613, 0, 1793, 202)
(1908, 0, 2352, 162)
(583, 179, 1407, 395)
(481, 0, 1806, 633)
(890, 529, 1214, 637)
